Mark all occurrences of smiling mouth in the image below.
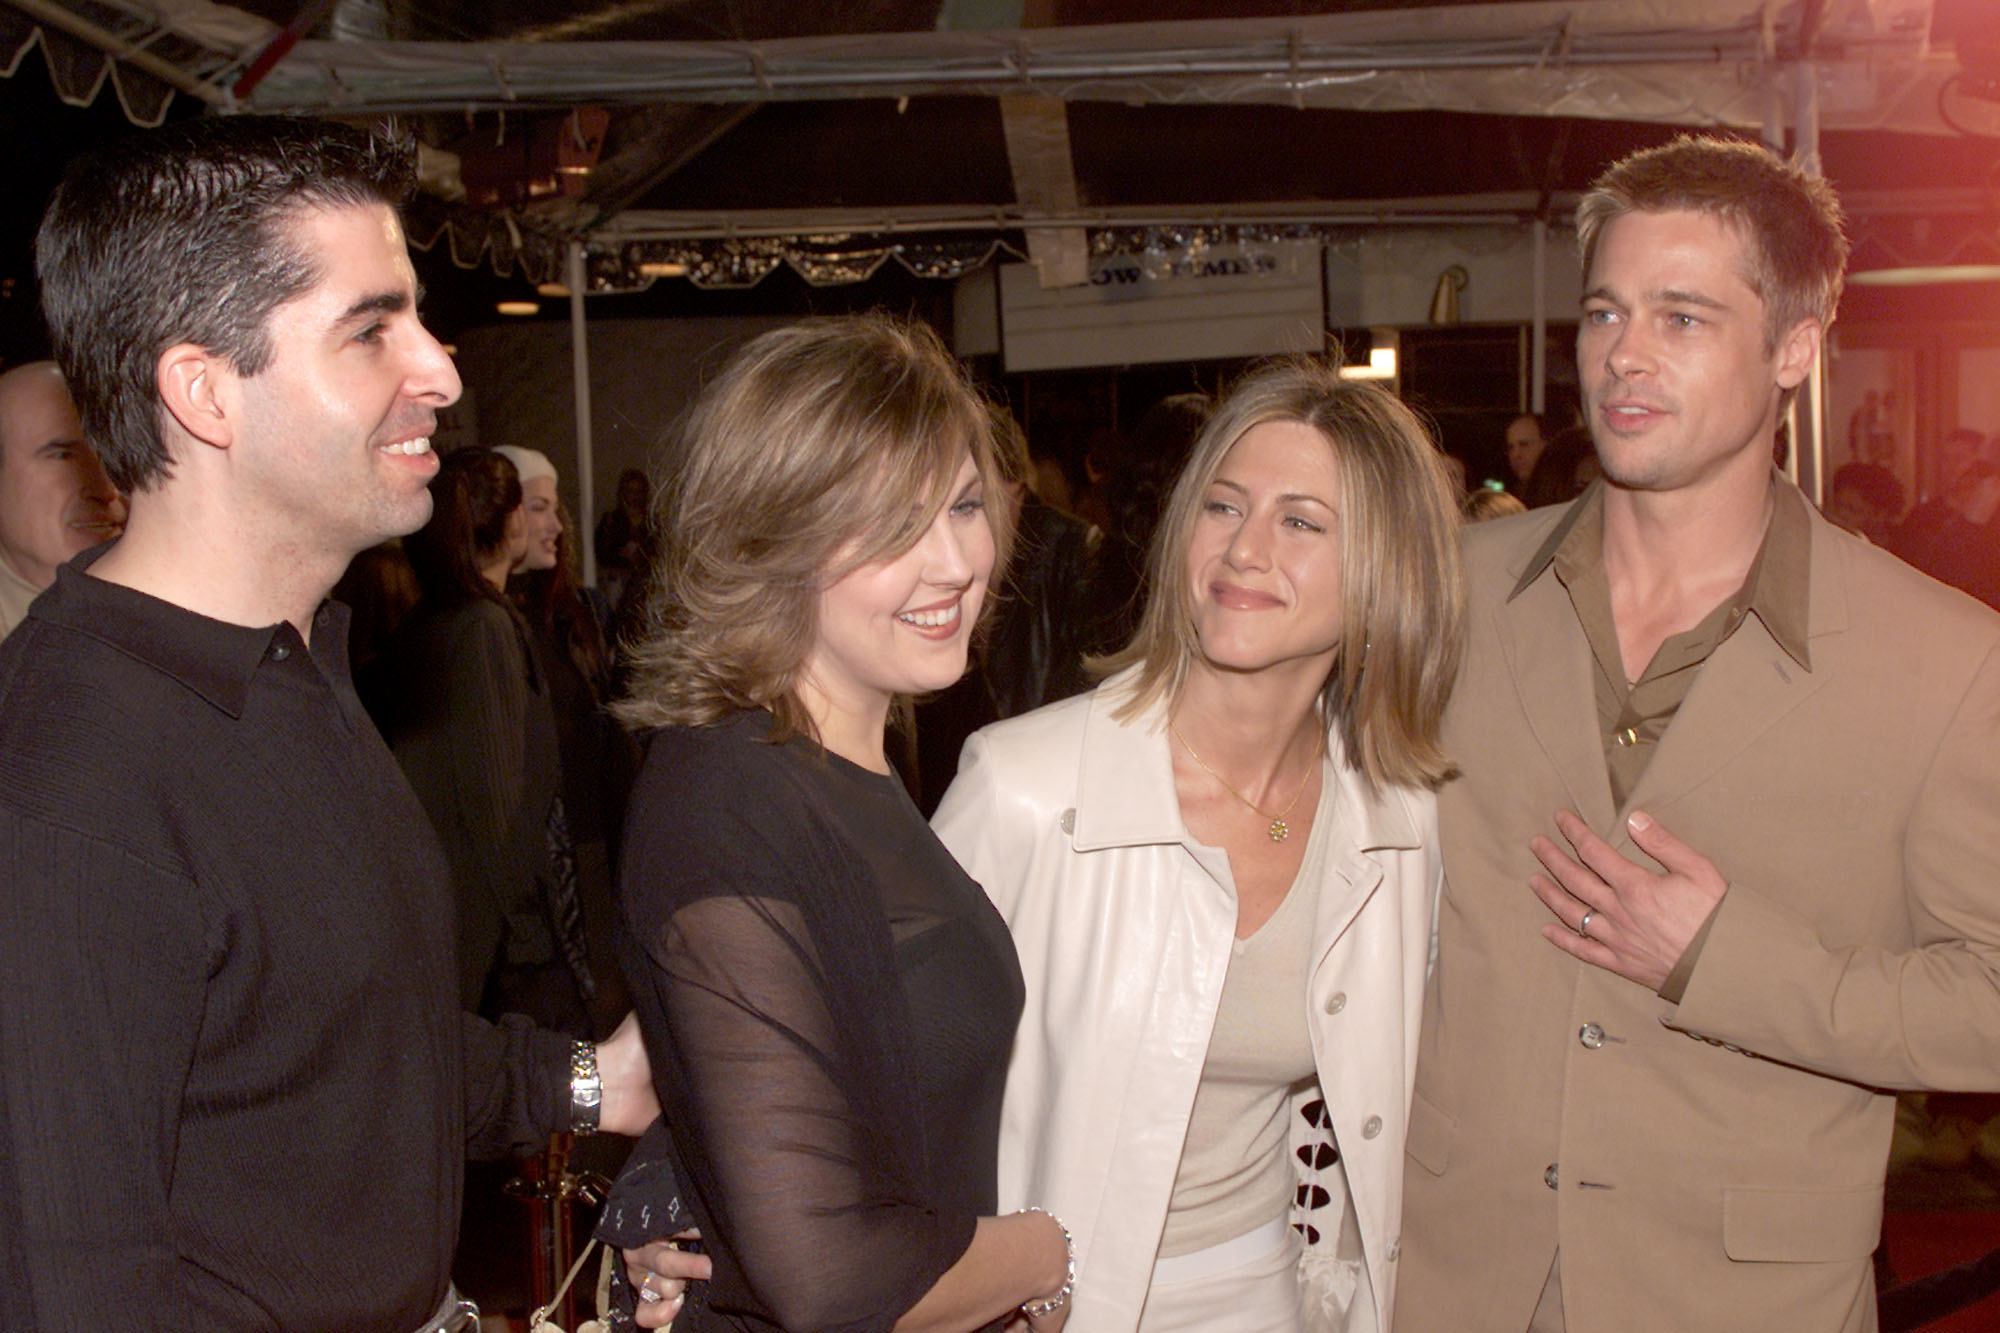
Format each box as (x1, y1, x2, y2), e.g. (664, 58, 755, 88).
(1212, 581, 1283, 610)
(898, 602, 961, 630)
(382, 436, 433, 456)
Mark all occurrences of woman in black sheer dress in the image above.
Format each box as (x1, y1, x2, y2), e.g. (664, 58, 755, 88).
(614, 315, 1074, 1332)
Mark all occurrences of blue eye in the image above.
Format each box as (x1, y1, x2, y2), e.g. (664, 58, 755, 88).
(951, 496, 985, 517)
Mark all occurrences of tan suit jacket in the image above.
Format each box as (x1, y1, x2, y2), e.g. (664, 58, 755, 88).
(1397, 484, 2000, 1333)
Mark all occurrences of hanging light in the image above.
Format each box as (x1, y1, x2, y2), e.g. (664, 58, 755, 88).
(1339, 329, 1398, 381)
(1847, 265, 2000, 286)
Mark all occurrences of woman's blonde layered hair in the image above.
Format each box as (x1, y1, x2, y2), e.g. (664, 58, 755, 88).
(1101, 357, 1467, 792)
(617, 314, 1008, 741)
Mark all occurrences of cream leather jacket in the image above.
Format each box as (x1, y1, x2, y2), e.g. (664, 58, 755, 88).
(932, 672, 1440, 1333)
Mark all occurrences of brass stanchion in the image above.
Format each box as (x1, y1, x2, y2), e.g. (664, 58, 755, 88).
(507, 1133, 613, 1329)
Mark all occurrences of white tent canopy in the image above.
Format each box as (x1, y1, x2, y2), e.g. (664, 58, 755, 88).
(0, 0, 1973, 135)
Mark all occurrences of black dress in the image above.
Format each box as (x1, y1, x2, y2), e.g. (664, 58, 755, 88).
(367, 596, 591, 1032)
(618, 711, 1025, 1332)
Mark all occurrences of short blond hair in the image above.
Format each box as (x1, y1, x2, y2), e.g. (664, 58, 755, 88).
(617, 314, 1008, 741)
(1100, 358, 1466, 792)
(1577, 135, 1848, 351)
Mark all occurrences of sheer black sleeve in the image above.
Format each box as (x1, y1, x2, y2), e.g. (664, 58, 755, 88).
(619, 721, 975, 1331)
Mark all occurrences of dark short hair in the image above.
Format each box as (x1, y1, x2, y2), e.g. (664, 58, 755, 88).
(36, 115, 417, 493)
(1576, 135, 1848, 350)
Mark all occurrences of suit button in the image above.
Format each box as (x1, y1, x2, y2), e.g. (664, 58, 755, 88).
(1362, 1115, 1383, 1139)
(1544, 1164, 1559, 1190)
(268, 642, 291, 662)
(1579, 1023, 1606, 1049)
(1325, 991, 1347, 1015)
(1060, 808, 1075, 834)
(1388, 1240, 1401, 1262)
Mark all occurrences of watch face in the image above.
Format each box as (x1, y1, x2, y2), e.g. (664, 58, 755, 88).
(571, 1041, 603, 1131)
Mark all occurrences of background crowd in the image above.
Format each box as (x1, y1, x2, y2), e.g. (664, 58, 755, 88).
(5, 114, 2000, 1333)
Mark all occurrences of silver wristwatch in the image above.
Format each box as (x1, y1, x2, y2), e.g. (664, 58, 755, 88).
(569, 1040, 602, 1134)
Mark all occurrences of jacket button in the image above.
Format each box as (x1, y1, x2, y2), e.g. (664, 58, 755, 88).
(1615, 726, 1638, 746)
(268, 642, 290, 662)
(1362, 1115, 1383, 1139)
(1544, 1164, 1559, 1190)
(1387, 1240, 1400, 1262)
(1060, 808, 1075, 834)
(1324, 991, 1347, 1015)
(1579, 1022, 1606, 1049)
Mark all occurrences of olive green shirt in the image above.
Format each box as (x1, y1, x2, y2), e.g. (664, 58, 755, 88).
(1508, 477, 1813, 1000)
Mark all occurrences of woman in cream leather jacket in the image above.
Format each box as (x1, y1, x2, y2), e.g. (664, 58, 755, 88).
(933, 359, 1465, 1333)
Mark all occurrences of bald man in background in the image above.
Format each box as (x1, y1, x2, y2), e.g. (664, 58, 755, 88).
(0, 361, 125, 638)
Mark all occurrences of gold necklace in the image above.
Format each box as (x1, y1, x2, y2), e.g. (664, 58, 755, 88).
(1169, 721, 1322, 843)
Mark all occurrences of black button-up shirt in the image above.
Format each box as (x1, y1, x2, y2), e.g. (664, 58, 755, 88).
(0, 562, 571, 1331)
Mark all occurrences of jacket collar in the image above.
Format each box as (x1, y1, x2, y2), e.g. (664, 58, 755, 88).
(1506, 473, 1828, 669)
(1485, 480, 1851, 828)
(1071, 667, 1424, 855)
(30, 557, 350, 720)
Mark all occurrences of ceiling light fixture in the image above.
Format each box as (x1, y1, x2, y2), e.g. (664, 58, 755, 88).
(1847, 264, 2000, 287)
(1338, 341, 1398, 381)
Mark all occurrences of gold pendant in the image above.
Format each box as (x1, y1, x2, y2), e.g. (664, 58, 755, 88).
(1269, 819, 1289, 842)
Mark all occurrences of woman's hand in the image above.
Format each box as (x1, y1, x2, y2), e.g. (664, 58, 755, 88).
(1023, 1303, 1072, 1333)
(595, 1011, 661, 1136)
(623, 1231, 710, 1329)
(1015, 1209, 1073, 1333)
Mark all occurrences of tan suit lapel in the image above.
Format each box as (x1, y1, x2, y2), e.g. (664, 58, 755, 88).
(1493, 561, 1620, 835)
(1624, 510, 1850, 822)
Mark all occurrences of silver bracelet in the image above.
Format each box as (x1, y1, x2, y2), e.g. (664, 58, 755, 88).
(568, 1040, 602, 1134)
(1015, 1207, 1074, 1319)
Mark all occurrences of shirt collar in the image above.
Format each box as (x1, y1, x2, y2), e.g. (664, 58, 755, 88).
(1072, 667, 1423, 854)
(30, 558, 352, 719)
(1508, 474, 1814, 672)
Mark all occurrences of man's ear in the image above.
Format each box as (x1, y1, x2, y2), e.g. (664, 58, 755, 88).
(1774, 319, 1821, 392)
(157, 343, 234, 451)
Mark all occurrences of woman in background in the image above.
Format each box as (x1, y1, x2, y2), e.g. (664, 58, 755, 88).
(934, 359, 1465, 1333)
(497, 444, 633, 1026)
(372, 446, 594, 1034)
(597, 466, 655, 612)
(615, 314, 1072, 1331)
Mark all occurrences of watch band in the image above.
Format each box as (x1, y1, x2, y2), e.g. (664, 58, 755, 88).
(569, 1040, 602, 1134)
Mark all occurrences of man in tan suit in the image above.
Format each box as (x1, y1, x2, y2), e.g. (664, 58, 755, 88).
(1398, 137, 2000, 1332)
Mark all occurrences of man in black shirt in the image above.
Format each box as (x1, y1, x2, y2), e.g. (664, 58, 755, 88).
(0, 117, 674, 1331)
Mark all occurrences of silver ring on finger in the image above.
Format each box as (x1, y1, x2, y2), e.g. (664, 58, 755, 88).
(638, 1275, 665, 1305)
(1577, 909, 1594, 939)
